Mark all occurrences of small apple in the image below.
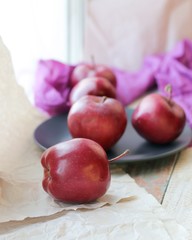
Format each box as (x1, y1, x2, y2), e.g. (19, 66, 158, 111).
(70, 62, 117, 87)
(67, 95, 127, 150)
(131, 89, 186, 144)
(41, 138, 128, 203)
(69, 77, 116, 105)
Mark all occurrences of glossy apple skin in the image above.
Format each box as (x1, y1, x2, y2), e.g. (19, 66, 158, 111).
(67, 95, 127, 150)
(69, 77, 116, 105)
(131, 93, 186, 144)
(41, 138, 111, 203)
(71, 63, 117, 87)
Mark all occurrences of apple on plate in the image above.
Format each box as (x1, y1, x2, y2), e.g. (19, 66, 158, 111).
(41, 138, 128, 203)
(70, 62, 117, 87)
(67, 95, 127, 150)
(131, 90, 186, 144)
(69, 76, 116, 105)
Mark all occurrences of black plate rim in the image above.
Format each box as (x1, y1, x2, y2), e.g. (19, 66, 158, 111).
(33, 109, 192, 163)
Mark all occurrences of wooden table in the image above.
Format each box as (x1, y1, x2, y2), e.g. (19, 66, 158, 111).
(115, 153, 179, 203)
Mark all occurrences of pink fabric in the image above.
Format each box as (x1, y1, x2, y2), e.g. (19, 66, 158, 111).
(34, 60, 74, 115)
(156, 39, 192, 127)
(114, 39, 192, 126)
(34, 39, 192, 127)
(113, 56, 160, 105)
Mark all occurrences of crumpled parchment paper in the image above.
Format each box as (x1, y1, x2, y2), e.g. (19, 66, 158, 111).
(0, 170, 189, 240)
(0, 36, 189, 239)
(0, 170, 134, 223)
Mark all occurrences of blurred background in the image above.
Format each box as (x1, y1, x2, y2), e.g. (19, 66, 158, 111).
(0, 0, 192, 102)
(0, 0, 84, 101)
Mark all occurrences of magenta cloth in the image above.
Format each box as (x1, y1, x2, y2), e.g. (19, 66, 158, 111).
(114, 39, 192, 127)
(155, 40, 192, 127)
(34, 39, 192, 127)
(113, 56, 160, 105)
(34, 60, 75, 115)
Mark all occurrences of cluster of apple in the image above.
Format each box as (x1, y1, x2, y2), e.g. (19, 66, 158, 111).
(41, 63, 186, 205)
(41, 62, 130, 204)
(67, 62, 128, 151)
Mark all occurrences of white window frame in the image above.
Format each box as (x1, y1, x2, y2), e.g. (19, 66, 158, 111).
(66, 0, 85, 64)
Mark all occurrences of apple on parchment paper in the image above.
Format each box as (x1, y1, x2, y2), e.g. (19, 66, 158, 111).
(41, 138, 128, 203)
(70, 62, 117, 87)
(67, 95, 127, 151)
(131, 87, 186, 144)
(69, 77, 116, 105)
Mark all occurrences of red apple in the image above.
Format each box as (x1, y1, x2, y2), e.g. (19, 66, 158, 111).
(131, 93, 186, 144)
(69, 77, 116, 105)
(70, 63, 117, 87)
(41, 138, 128, 203)
(67, 95, 127, 150)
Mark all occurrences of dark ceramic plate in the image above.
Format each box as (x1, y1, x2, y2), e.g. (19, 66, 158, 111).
(34, 109, 192, 163)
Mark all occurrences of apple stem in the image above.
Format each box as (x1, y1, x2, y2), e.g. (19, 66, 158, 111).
(109, 149, 130, 163)
(164, 84, 172, 103)
(101, 96, 107, 103)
